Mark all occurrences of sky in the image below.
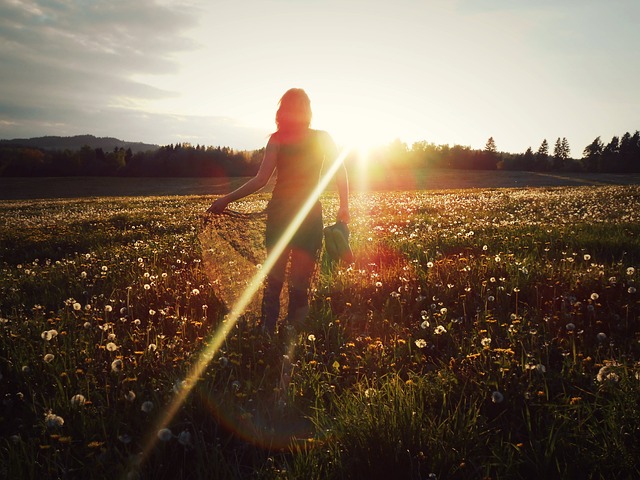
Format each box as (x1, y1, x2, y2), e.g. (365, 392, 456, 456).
(1, 0, 639, 155)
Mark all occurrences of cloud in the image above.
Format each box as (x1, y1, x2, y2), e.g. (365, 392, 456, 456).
(0, 0, 200, 142)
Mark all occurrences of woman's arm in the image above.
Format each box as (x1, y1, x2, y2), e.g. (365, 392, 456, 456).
(206, 139, 277, 213)
(335, 163, 350, 223)
(322, 131, 350, 223)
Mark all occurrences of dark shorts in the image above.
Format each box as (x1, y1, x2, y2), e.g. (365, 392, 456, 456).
(265, 201, 323, 255)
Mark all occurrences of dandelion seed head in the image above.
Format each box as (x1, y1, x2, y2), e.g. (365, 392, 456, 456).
(157, 428, 173, 442)
(491, 391, 504, 404)
(43, 353, 55, 363)
(106, 342, 118, 352)
(597, 365, 620, 383)
(45, 412, 64, 428)
(70, 394, 86, 407)
(41, 329, 58, 341)
(111, 358, 123, 373)
(141, 401, 154, 413)
(597, 332, 607, 342)
(531, 364, 546, 374)
(105, 305, 112, 312)
(124, 390, 136, 402)
(434, 325, 447, 335)
(420, 320, 430, 329)
(73, 302, 82, 311)
(173, 380, 187, 393)
(177, 430, 192, 446)
(590, 293, 599, 301)
(627, 267, 635, 276)
(307, 334, 316, 342)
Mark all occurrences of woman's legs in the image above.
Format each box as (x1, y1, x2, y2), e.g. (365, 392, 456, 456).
(261, 246, 289, 333)
(286, 247, 318, 327)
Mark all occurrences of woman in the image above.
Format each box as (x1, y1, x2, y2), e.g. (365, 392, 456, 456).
(207, 88, 349, 333)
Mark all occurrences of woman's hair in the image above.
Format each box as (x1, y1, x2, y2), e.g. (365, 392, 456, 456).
(275, 88, 312, 132)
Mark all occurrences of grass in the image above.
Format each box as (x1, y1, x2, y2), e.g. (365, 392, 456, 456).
(1, 185, 640, 479)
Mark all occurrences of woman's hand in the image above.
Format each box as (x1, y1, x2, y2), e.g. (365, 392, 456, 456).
(206, 197, 230, 214)
(337, 205, 350, 224)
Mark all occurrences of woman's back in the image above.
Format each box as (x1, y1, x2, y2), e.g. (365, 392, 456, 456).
(269, 129, 329, 210)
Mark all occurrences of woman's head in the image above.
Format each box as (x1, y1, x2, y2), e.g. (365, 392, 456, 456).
(275, 88, 312, 132)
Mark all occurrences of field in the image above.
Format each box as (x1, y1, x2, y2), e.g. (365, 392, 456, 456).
(3, 169, 640, 199)
(2, 180, 640, 479)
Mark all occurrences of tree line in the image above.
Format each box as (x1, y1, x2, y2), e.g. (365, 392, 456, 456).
(0, 143, 263, 177)
(365, 131, 640, 173)
(1, 131, 639, 177)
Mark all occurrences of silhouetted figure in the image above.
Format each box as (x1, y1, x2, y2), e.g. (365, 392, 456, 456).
(207, 88, 349, 333)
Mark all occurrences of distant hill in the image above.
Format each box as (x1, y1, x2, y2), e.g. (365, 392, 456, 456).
(0, 135, 159, 153)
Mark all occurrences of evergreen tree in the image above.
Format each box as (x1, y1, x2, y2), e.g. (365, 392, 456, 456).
(582, 137, 603, 172)
(552, 137, 570, 170)
(535, 139, 550, 171)
(602, 136, 620, 172)
(522, 147, 535, 170)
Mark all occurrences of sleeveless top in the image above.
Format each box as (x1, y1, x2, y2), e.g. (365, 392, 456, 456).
(267, 129, 334, 219)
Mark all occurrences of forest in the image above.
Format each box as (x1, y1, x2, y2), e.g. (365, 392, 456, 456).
(1, 130, 639, 177)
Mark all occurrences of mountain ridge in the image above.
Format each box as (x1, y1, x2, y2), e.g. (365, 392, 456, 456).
(0, 134, 159, 153)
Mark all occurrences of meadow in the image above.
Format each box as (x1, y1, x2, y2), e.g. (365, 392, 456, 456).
(2, 184, 640, 479)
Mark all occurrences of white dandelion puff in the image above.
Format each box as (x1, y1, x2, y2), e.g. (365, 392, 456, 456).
(45, 412, 65, 428)
(157, 428, 173, 442)
(111, 358, 123, 373)
(41, 329, 58, 341)
(70, 394, 86, 408)
(434, 325, 447, 335)
(491, 391, 504, 404)
(177, 430, 192, 447)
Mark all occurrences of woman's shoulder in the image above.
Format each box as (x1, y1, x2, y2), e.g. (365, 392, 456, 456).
(310, 129, 336, 145)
